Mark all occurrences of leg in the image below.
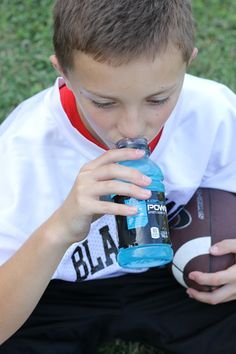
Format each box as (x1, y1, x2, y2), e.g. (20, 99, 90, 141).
(0, 280, 110, 354)
(108, 267, 236, 354)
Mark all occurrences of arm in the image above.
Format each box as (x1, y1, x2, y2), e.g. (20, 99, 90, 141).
(0, 147, 151, 343)
(0, 213, 71, 344)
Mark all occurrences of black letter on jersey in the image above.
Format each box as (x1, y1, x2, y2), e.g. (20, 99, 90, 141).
(71, 245, 89, 281)
(83, 239, 104, 275)
(99, 225, 118, 266)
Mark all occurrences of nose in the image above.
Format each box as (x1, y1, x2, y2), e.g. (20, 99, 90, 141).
(118, 108, 145, 139)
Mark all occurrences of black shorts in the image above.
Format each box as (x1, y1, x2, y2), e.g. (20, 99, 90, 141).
(1, 267, 236, 354)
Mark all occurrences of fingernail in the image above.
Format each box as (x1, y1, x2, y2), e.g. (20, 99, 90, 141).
(127, 207, 138, 215)
(135, 149, 145, 155)
(188, 274, 195, 280)
(141, 189, 151, 197)
(210, 245, 218, 253)
(187, 291, 193, 299)
(142, 175, 152, 184)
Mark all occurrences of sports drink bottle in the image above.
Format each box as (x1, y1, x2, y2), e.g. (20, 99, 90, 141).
(113, 137, 173, 268)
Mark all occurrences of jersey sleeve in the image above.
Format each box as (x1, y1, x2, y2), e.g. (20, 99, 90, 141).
(200, 84, 236, 192)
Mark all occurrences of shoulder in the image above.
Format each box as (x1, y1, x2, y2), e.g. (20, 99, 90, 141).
(0, 88, 49, 135)
(180, 74, 236, 127)
(0, 79, 62, 148)
(183, 74, 235, 106)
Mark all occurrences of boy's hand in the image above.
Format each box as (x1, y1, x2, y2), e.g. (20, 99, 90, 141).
(186, 239, 236, 304)
(55, 148, 152, 244)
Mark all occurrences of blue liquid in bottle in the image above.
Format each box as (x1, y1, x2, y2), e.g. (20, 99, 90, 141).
(113, 137, 173, 268)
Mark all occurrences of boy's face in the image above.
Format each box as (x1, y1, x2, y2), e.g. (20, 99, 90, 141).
(56, 46, 190, 147)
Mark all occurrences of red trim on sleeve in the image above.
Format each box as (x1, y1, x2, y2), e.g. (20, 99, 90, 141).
(59, 84, 163, 152)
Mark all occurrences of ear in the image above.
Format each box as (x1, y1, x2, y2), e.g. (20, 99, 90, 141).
(50, 55, 73, 90)
(188, 47, 198, 66)
(50, 55, 64, 76)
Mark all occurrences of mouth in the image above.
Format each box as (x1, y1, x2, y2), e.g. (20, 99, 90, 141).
(115, 136, 149, 148)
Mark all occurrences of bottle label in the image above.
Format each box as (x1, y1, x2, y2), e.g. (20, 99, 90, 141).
(114, 191, 170, 248)
(125, 198, 148, 229)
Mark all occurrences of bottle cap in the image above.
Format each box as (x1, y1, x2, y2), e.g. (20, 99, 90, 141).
(115, 137, 150, 155)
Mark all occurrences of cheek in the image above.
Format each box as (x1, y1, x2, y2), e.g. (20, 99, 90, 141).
(156, 96, 180, 124)
(149, 105, 174, 128)
(85, 106, 115, 129)
(75, 97, 113, 129)
(90, 108, 112, 127)
(163, 103, 175, 120)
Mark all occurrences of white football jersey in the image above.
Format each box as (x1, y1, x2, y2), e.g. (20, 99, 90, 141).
(0, 74, 235, 281)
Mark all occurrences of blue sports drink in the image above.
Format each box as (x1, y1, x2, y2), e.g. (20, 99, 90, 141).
(113, 137, 173, 268)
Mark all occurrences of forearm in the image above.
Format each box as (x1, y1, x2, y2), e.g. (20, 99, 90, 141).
(0, 147, 152, 344)
(0, 210, 72, 344)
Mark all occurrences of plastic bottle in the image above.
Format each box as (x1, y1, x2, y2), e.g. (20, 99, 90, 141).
(112, 137, 173, 268)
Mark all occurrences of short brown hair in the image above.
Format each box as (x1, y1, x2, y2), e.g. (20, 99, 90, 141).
(53, 0, 195, 73)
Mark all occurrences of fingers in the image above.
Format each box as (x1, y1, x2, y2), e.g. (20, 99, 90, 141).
(186, 239, 236, 305)
(93, 180, 151, 199)
(188, 264, 236, 288)
(81, 148, 145, 170)
(69, 148, 152, 222)
(72, 178, 151, 218)
(91, 163, 152, 187)
(187, 283, 236, 305)
(186, 263, 236, 304)
(77, 149, 153, 201)
(76, 180, 151, 218)
(210, 239, 236, 255)
(89, 199, 139, 217)
(59, 149, 151, 242)
(76, 175, 151, 203)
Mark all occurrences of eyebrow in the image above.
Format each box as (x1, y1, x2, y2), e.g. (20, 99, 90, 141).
(80, 83, 178, 101)
(147, 85, 178, 97)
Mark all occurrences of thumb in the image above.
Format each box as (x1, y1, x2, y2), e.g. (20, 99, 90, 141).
(210, 239, 236, 255)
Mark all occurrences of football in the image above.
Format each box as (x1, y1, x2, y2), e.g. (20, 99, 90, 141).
(169, 188, 236, 292)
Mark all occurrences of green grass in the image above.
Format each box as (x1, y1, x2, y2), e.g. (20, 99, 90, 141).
(99, 340, 164, 354)
(0, 0, 56, 121)
(0, 1, 235, 353)
(191, 0, 236, 89)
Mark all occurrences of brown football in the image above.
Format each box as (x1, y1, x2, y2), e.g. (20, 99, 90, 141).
(169, 188, 236, 292)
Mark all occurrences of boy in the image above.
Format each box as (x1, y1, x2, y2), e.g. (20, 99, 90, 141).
(0, 0, 236, 353)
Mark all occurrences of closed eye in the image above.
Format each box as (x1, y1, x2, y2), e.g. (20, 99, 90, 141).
(146, 97, 169, 106)
(91, 97, 169, 109)
(91, 100, 116, 109)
